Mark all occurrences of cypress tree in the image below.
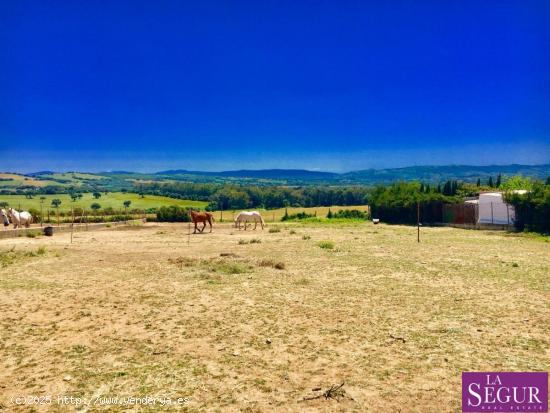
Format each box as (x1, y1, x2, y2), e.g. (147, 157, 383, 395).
(488, 176, 494, 187)
(443, 181, 452, 196)
(476, 178, 481, 187)
(496, 174, 502, 188)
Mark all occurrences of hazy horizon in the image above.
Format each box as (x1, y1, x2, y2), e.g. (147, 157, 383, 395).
(3, 141, 550, 175)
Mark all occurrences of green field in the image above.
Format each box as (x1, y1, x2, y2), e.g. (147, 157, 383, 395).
(0, 192, 207, 212)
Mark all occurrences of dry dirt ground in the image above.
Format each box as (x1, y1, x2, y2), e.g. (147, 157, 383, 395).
(0, 222, 548, 412)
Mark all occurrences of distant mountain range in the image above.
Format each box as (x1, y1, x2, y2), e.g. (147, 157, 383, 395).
(156, 169, 338, 180)
(153, 164, 550, 184)
(151, 164, 549, 182)
(338, 164, 550, 184)
(2, 164, 549, 191)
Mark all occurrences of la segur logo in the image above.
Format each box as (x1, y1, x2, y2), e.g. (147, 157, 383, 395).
(462, 372, 548, 412)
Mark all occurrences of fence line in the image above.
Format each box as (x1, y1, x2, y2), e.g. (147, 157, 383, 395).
(0, 218, 146, 240)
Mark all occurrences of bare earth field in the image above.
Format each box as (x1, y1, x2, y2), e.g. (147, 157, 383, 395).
(0, 222, 548, 412)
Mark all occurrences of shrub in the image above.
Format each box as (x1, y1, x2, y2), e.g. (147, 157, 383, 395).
(215, 262, 248, 274)
(328, 209, 369, 219)
(318, 240, 334, 249)
(302, 235, 311, 240)
(156, 205, 191, 222)
(505, 182, 550, 234)
(258, 259, 285, 270)
(269, 227, 281, 233)
(108, 214, 127, 222)
(282, 208, 289, 221)
(281, 211, 316, 221)
(238, 238, 262, 245)
(103, 207, 115, 215)
(28, 208, 41, 220)
(500, 176, 535, 191)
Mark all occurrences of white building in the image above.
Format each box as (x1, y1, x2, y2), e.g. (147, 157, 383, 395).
(466, 191, 527, 225)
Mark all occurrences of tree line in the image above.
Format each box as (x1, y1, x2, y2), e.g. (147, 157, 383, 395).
(138, 182, 370, 210)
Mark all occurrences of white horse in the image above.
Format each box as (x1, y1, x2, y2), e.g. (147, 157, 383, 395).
(234, 211, 265, 230)
(7, 208, 33, 229)
(0, 209, 10, 228)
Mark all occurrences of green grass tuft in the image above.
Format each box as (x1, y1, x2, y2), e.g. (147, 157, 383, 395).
(317, 240, 335, 249)
(216, 262, 248, 275)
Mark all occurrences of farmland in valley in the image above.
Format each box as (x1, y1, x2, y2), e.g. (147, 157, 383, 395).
(0, 192, 207, 212)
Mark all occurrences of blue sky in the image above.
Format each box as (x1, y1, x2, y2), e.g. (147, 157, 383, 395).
(1, 1, 549, 172)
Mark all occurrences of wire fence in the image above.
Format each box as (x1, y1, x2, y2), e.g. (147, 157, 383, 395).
(0, 218, 147, 240)
(1, 206, 149, 228)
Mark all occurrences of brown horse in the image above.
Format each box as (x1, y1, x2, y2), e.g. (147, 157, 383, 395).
(188, 210, 215, 233)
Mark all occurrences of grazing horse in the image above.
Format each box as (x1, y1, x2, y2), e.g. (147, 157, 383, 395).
(7, 208, 33, 229)
(234, 211, 265, 230)
(0, 209, 9, 228)
(188, 210, 215, 233)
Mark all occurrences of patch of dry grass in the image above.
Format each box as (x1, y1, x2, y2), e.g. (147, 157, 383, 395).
(0, 246, 47, 268)
(0, 222, 548, 412)
(258, 259, 286, 270)
(238, 238, 262, 245)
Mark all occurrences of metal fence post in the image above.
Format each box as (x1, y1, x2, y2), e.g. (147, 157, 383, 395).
(417, 201, 420, 243)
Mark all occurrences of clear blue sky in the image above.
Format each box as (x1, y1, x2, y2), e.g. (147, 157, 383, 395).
(1, 1, 549, 172)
